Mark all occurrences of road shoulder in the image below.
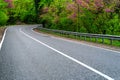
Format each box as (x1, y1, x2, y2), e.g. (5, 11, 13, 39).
(34, 29, 120, 52)
(0, 27, 6, 42)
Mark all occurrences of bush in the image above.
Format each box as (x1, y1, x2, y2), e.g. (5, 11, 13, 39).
(107, 14, 120, 35)
(20, 12, 36, 23)
(0, 11, 8, 26)
(58, 17, 74, 31)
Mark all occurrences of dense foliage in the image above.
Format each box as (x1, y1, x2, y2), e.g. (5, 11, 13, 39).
(0, 0, 36, 25)
(39, 0, 120, 35)
(0, 0, 120, 35)
(0, 0, 8, 25)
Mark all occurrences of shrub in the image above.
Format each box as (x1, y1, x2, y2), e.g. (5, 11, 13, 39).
(107, 13, 120, 35)
(0, 11, 8, 26)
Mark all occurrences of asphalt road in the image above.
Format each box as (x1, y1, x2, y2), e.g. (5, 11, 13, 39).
(0, 25, 120, 80)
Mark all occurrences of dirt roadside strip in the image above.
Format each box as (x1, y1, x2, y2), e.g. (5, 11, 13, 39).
(0, 27, 6, 42)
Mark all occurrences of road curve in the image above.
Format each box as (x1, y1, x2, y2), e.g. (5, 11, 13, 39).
(0, 25, 120, 80)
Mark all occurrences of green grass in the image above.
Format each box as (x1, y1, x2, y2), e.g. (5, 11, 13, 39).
(37, 29, 120, 47)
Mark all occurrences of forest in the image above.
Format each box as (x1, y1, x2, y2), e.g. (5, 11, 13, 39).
(0, 0, 120, 35)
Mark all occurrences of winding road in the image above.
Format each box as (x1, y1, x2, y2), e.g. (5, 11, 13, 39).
(0, 25, 120, 80)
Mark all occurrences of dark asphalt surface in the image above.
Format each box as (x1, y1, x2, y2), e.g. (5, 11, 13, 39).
(0, 25, 120, 80)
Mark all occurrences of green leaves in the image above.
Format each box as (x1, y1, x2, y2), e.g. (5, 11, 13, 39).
(0, 0, 8, 25)
(8, 0, 36, 23)
(107, 14, 120, 35)
(0, 0, 119, 35)
(0, 11, 8, 25)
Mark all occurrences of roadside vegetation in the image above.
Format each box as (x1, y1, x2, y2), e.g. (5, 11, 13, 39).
(0, 0, 120, 46)
(38, 0, 120, 36)
(0, 0, 120, 35)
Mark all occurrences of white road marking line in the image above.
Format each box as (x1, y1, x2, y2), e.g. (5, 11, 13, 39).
(31, 27, 120, 54)
(20, 28, 114, 80)
(0, 28, 7, 51)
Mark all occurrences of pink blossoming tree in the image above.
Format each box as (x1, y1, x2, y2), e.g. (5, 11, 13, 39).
(4, 0, 14, 8)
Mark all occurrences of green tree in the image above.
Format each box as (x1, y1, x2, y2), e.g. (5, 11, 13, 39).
(0, 0, 8, 26)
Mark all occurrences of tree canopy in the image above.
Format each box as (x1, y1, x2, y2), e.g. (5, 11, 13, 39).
(0, 0, 120, 35)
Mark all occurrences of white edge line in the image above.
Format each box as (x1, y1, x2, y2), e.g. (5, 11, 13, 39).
(0, 28, 7, 51)
(20, 28, 114, 80)
(31, 27, 120, 54)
